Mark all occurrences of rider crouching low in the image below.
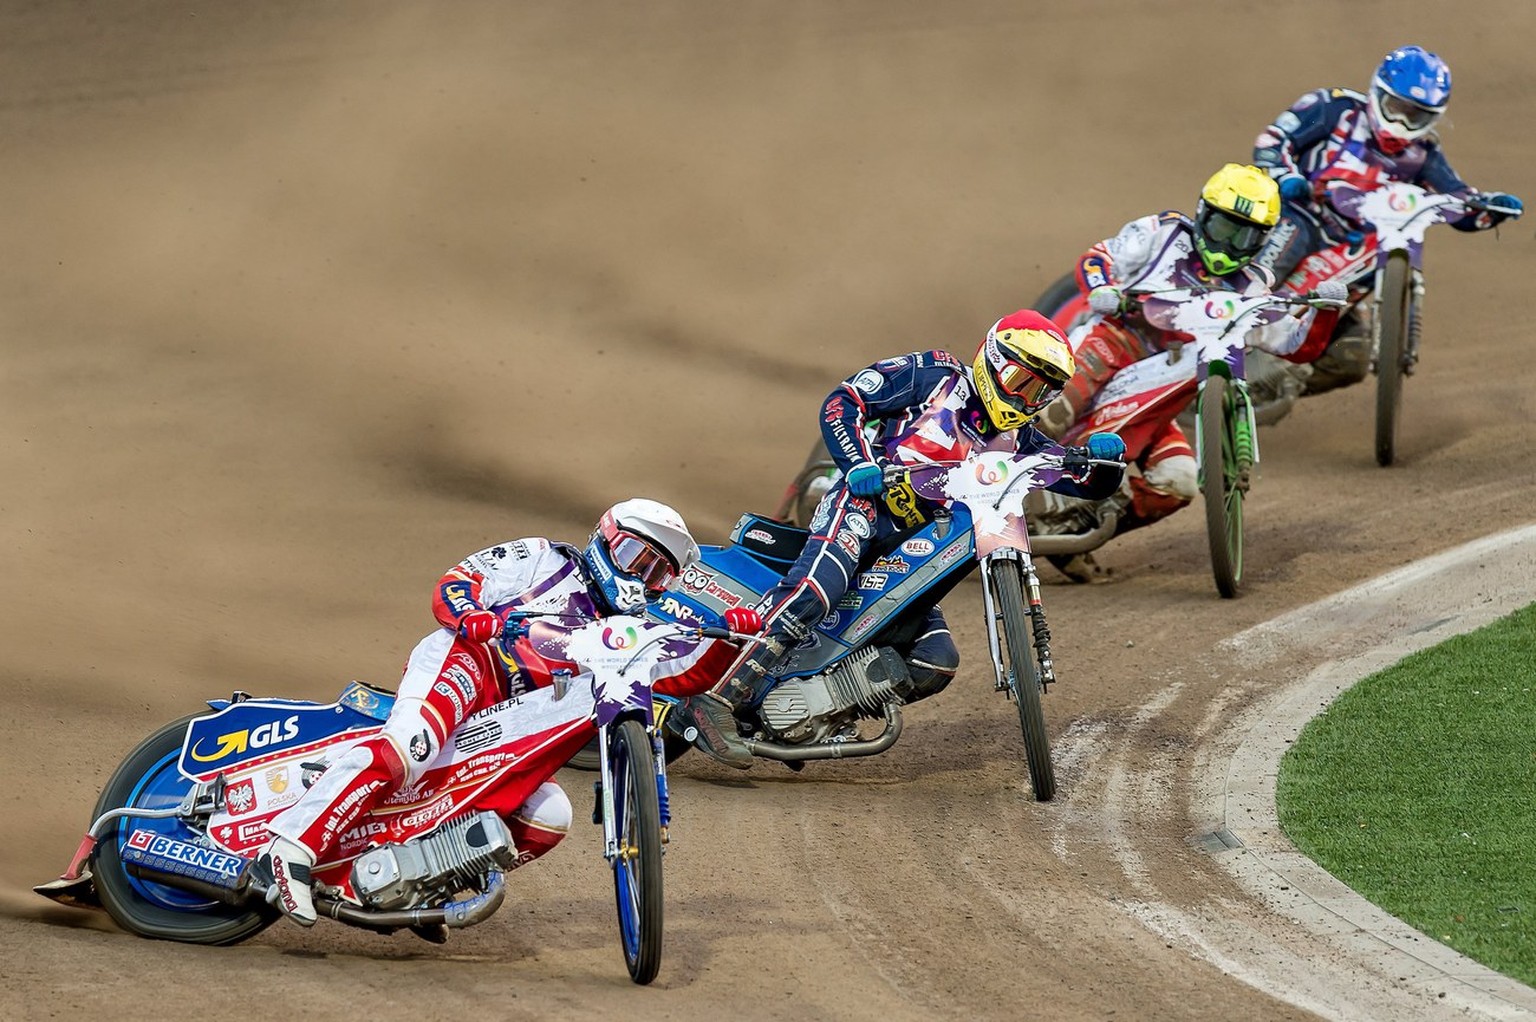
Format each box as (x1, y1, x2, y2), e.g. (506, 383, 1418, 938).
(1031, 164, 1317, 582)
(675, 310, 1127, 769)
(252, 499, 759, 926)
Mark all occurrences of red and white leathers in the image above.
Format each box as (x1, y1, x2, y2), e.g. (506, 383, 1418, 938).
(1053, 212, 1311, 528)
(266, 538, 740, 869)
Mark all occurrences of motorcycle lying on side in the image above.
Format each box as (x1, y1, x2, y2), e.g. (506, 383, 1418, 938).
(1025, 286, 1345, 598)
(1276, 181, 1522, 466)
(655, 445, 1123, 802)
(34, 614, 737, 985)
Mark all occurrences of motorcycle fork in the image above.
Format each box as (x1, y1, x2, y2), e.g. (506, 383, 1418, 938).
(979, 551, 1057, 694)
(1405, 270, 1426, 374)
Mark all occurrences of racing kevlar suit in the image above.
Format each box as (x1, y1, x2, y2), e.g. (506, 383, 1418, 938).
(266, 539, 740, 867)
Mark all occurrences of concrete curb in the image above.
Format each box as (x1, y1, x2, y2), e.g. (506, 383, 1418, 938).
(1210, 524, 1536, 1021)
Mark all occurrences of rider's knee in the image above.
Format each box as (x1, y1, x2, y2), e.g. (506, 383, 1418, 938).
(905, 622, 960, 699)
(508, 782, 571, 867)
(1142, 453, 1198, 501)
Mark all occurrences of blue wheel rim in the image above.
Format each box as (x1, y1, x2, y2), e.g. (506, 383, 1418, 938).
(611, 737, 642, 961)
(119, 750, 223, 911)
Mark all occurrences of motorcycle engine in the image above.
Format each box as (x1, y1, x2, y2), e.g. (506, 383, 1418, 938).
(757, 646, 912, 744)
(350, 810, 517, 910)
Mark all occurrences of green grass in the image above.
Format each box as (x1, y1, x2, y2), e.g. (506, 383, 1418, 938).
(1276, 602, 1536, 985)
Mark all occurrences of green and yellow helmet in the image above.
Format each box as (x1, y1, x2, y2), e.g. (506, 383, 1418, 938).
(1192, 163, 1281, 275)
(972, 310, 1075, 432)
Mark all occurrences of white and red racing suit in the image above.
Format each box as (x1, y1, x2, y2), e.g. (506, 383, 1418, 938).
(1059, 213, 1312, 527)
(267, 538, 739, 867)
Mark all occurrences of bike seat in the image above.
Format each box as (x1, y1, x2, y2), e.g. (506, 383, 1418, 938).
(729, 513, 809, 573)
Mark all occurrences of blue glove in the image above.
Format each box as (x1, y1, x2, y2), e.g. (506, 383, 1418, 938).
(1480, 192, 1523, 226)
(1085, 432, 1126, 461)
(844, 460, 886, 498)
(1278, 174, 1310, 203)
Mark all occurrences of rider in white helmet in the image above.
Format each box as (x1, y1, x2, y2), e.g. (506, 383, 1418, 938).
(251, 499, 758, 927)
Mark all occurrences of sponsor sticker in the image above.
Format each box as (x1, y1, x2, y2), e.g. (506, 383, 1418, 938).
(900, 538, 934, 557)
(225, 779, 257, 816)
(123, 829, 244, 879)
(744, 528, 775, 545)
(858, 573, 888, 590)
(851, 369, 883, 394)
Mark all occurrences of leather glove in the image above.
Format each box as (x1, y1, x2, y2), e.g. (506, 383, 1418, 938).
(1087, 285, 1124, 316)
(1085, 432, 1126, 461)
(1479, 191, 1523, 227)
(1278, 174, 1311, 203)
(724, 607, 764, 634)
(1311, 279, 1348, 303)
(457, 609, 502, 643)
(844, 460, 886, 498)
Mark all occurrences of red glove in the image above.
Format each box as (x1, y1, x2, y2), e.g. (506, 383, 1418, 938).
(724, 607, 763, 634)
(457, 609, 502, 643)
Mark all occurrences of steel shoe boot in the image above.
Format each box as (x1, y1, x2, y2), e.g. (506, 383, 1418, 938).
(250, 836, 318, 926)
(674, 692, 754, 769)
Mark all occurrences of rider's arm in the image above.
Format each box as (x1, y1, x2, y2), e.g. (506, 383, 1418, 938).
(1076, 213, 1172, 293)
(819, 352, 964, 472)
(1018, 427, 1124, 501)
(1252, 89, 1354, 188)
(650, 637, 748, 698)
(1414, 142, 1488, 233)
(432, 539, 555, 629)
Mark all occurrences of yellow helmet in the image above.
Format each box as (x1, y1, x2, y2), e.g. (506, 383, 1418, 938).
(1194, 163, 1281, 275)
(972, 310, 1075, 431)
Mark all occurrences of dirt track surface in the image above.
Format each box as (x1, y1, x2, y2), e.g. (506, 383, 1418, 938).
(3, 4, 1533, 1020)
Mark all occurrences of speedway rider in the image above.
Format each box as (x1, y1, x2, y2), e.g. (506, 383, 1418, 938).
(1031, 164, 1325, 582)
(252, 499, 760, 926)
(1250, 44, 1523, 392)
(674, 310, 1127, 769)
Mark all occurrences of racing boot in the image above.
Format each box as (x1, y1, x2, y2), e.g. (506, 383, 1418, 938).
(1246, 349, 1313, 426)
(249, 836, 317, 926)
(674, 632, 789, 769)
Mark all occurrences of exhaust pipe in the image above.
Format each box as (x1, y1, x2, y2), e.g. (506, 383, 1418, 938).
(744, 703, 904, 761)
(1026, 510, 1119, 556)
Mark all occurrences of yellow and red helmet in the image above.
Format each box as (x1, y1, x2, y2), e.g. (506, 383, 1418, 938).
(972, 310, 1075, 431)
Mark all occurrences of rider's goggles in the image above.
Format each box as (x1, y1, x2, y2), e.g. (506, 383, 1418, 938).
(1377, 90, 1440, 131)
(1199, 205, 1269, 255)
(993, 354, 1064, 414)
(605, 530, 678, 591)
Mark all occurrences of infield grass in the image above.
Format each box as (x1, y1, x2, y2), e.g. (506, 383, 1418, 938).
(1276, 602, 1536, 985)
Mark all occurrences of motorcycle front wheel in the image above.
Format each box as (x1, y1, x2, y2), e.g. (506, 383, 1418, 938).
(92, 715, 275, 945)
(1374, 250, 1412, 467)
(991, 560, 1055, 801)
(1200, 375, 1245, 599)
(608, 718, 664, 984)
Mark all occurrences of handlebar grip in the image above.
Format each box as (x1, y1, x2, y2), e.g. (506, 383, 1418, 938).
(697, 626, 731, 640)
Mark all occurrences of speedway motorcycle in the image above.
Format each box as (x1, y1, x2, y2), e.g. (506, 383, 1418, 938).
(658, 446, 1123, 802)
(1026, 287, 1344, 598)
(34, 614, 737, 984)
(1276, 181, 1521, 466)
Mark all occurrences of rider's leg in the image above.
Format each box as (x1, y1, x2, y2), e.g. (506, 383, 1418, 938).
(902, 605, 959, 700)
(676, 486, 874, 767)
(1119, 423, 1197, 533)
(505, 782, 572, 869)
(257, 632, 500, 922)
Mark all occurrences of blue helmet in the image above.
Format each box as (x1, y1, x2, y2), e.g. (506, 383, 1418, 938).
(1368, 46, 1451, 153)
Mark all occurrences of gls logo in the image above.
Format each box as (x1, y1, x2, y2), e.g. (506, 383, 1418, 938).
(190, 715, 301, 762)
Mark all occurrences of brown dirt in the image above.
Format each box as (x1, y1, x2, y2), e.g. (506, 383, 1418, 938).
(2, 3, 1533, 1020)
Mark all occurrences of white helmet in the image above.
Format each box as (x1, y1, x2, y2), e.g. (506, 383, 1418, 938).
(582, 498, 699, 612)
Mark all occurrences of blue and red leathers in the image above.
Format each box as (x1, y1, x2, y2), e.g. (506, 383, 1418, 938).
(717, 350, 1123, 708)
(1252, 87, 1490, 284)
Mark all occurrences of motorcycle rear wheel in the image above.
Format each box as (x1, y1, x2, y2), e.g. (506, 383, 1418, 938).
(609, 719, 664, 984)
(1200, 375, 1244, 599)
(92, 715, 275, 945)
(1374, 250, 1411, 467)
(1031, 270, 1083, 325)
(991, 560, 1055, 801)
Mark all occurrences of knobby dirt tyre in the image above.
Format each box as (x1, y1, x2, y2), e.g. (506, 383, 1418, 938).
(1374, 250, 1411, 467)
(92, 715, 274, 945)
(992, 560, 1055, 801)
(1200, 375, 1243, 599)
(610, 718, 664, 984)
